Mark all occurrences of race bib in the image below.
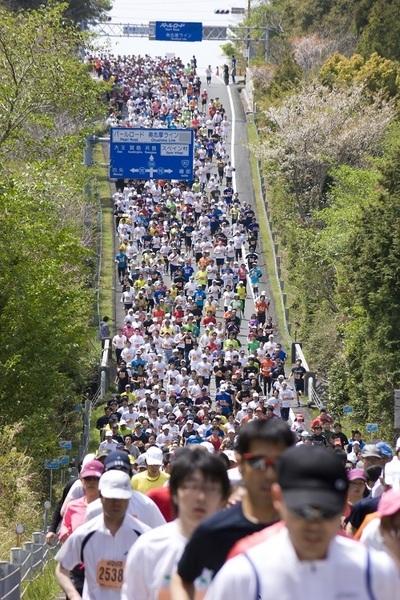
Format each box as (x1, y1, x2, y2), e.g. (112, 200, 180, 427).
(96, 560, 124, 589)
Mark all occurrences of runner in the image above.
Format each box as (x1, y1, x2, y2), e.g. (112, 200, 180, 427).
(122, 447, 230, 598)
(206, 446, 400, 599)
(171, 420, 294, 598)
(55, 470, 149, 599)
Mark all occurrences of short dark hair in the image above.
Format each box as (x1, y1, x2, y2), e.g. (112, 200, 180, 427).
(169, 448, 230, 511)
(235, 420, 294, 455)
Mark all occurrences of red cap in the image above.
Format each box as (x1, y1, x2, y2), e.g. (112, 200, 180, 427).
(347, 468, 366, 482)
(80, 459, 104, 479)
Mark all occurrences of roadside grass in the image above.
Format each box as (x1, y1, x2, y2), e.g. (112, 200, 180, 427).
(247, 120, 291, 350)
(93, 145, 114, 328)
(23, 561, 59, 600)
(89, 404, 106, 454)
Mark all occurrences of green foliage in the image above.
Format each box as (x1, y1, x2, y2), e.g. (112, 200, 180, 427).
(266, 53, 303, 101)
(2, 0, 112, 25)
(23, 560, 60, 600)
(220, 43, 236, 58)
(0, 424, 41, 558)
(0, 177, 94, 456)
(0, 4, 108, 162)
(0, 4, 106, 483)
(320, 52, 400, 97)
(357, 0, 400, 61)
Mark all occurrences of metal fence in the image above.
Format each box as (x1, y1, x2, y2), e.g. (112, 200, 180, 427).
(79, 338, 112, 462)
(0, 533, 59, 599)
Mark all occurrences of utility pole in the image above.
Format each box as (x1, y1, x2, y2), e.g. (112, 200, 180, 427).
(264, 26, 270, 62)
(247, 0, 251, 66)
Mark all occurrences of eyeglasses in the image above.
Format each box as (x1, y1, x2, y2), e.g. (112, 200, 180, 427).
(82, 476, 100, 482)
(181, 480, 222, 496)
(242, 454, 277, 471)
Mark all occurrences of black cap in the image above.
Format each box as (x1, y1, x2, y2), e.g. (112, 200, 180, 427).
(277, 446, 348, 519)
(104, 450, 131, 474)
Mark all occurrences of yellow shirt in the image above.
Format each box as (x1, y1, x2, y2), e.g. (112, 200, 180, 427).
(195, 270, 208, 286)
(131, 470, 170, 494)
(237, 286, 246, 300)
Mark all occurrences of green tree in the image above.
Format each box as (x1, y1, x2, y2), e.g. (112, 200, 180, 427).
(0, 4, 107, 162)
(1, 0, 111, 25)
(320, 52, 400, 97)
(357, 0, 400, 61)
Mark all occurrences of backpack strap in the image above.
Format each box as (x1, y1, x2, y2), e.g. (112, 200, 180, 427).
(243, 552, 262, 600)
(80, 530, 97, 564)
(366, 549, 377, 600)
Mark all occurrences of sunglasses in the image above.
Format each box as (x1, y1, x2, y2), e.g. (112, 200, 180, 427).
(242, 453, 277, 471)
(290, 505, 340, 521)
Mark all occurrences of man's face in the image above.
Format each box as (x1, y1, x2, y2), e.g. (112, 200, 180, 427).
(174, 469, 225, 529)
(238, 440, 287, 508)
(147, 463, 161, 477)
(273, 486, 341, 560)
(101, 496, 129, 522)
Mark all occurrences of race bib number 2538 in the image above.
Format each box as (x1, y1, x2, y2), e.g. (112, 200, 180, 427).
(96, 560, 124, 589)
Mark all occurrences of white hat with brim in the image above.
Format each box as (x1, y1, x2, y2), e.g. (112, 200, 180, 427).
(145, 446, 163, 466)
(99, 470, 132, 499)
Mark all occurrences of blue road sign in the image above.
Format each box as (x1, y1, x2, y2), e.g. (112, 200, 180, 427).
(155, 21, 203, 42)
(109, 128, 195, 181)
(343, 405, 353, 415)
(59, 455, 70, 466)
(59, 440, 72, 450)
(44, 459, 61, 470)
(366, 423, 379, 433)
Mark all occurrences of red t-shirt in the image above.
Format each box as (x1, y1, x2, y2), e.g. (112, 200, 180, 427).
(147, 486, 174, 523)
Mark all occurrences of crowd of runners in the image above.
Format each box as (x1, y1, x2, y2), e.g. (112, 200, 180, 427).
(51, 53, 400, 599)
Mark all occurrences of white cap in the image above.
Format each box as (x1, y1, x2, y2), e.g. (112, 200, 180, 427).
(145, 446, 163, 466)
(105, 430, 113, 437)
(223, 450, 237, 463)
(99, 471, 132, 499)
(81, 452, 96, 467)
(200, 441, 215, 454)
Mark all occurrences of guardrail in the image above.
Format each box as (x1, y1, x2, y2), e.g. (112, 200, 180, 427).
(292, 342, 323, 410)
(0, 533, 59, 599)
(79, 339, 111, 461)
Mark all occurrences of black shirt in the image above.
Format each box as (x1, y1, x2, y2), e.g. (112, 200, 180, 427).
(177, 502, 271, 582)
(348, 496, 379, 530)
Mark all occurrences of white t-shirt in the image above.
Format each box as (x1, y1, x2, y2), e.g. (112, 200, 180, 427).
(206, 526, 400, 600)
(85, 492, 165, 529)
(56, 513, 150, 600)
(360, 517, 386, 552)
(121, 520, 210, 600)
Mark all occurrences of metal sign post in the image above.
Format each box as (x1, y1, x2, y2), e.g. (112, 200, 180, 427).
(44, 459, 61, 506)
